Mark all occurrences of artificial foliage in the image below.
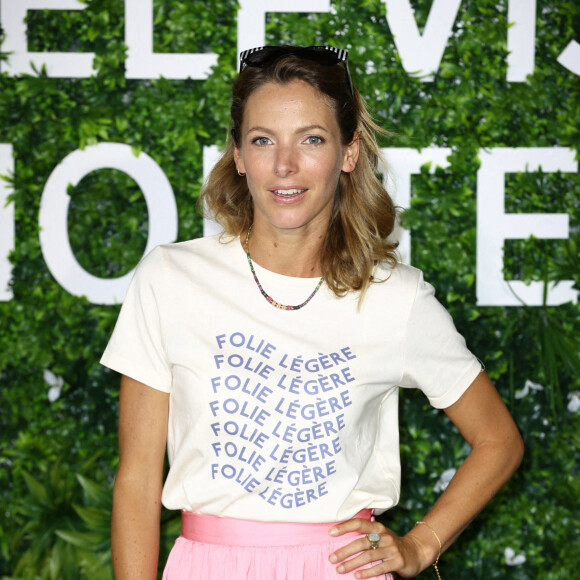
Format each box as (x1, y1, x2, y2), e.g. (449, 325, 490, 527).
(0, 0, 578, 578)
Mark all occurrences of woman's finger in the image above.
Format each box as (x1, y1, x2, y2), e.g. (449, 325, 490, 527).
(329, 535, 376, 564)
(333, 543, 404, 578)
(329, 517, 386, 537)
(329, 523, 394, 561)
(350, 558, 402, 579)
(329, 532, 400, 569)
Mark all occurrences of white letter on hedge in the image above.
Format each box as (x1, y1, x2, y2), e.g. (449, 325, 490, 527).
(381, 0, 461, 81)
(557, 40, 580, 76)
(379, 148, 451, 264)
(237, 0, 330, 56)
(476, 148, 577, 306)
(125, 0, 217, 79)
(0, 0, 94, 77)
(39, 143, 178, 305)
(202, 145, 223, 237)
(0, 144, 14, 301)
(507, 0, 537, 82)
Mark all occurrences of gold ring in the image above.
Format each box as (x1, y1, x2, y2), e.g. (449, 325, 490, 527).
(367, 533, 380, 550)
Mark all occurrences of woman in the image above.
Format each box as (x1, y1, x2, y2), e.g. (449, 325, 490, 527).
(101, 45, 523, 579)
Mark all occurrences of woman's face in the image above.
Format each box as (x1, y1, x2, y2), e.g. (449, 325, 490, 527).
(234, 79, 358, 237)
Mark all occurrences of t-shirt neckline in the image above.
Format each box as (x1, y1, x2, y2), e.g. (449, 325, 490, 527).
(228, 235, 323, 290)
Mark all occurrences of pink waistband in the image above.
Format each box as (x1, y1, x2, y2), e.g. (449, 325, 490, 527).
(181, 510, 373, 546)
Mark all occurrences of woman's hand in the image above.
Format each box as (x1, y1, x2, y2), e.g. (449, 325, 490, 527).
(326, 372, 524, 579)
(328, 517, 436, 578)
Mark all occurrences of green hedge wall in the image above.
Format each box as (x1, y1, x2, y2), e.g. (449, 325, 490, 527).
(1, 1, 579, 578)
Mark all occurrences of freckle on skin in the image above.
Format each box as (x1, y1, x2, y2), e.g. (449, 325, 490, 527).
(274, 242, 278, 248)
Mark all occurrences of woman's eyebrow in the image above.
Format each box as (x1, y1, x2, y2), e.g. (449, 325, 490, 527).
(246, 124, 330, 134)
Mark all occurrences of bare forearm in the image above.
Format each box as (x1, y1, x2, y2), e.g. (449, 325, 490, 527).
(112, 477, 163, 580)
(329, 374, 523, 578)
(406, 434, 524, 568)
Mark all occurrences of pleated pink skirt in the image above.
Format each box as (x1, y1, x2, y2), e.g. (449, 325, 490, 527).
(162, 510, 394, 579)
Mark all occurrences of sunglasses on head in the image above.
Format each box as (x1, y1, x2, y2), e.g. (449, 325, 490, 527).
(239, 45, 354, 98)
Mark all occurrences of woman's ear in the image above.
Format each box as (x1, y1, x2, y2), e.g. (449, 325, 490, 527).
(341, 132, 360, 173)
(233, 146, 246, 175)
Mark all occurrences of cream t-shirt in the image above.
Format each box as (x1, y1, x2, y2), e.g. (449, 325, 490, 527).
(101, 235, 481, 522)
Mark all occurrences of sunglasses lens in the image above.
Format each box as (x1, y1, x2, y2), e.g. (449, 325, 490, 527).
(243, 47, 287, 68)
(300, 49, 341, 66)
(242, 47, 342, 69)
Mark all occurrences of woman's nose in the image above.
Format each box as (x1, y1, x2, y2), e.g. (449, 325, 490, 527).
(273, 144, 298, 177)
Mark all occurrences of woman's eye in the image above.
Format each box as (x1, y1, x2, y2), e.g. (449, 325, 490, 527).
(305, 136, 324, 145)
(252, 137, 271, 146)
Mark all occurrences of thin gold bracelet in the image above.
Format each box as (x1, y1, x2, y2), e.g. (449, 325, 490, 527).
(415, 521, 442, 580)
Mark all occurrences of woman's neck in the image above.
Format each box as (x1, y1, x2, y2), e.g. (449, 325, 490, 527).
(242, 225, 325, 278)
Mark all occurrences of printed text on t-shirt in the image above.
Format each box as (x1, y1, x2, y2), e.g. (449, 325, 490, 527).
(208, 331, 356, 509)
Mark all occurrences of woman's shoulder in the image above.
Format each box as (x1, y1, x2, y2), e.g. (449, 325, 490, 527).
(144, 233, 236, 263)
(374, 260, 424, 291)
(131, 234, 238, 283)
(159, 232, 236, 255)
(367, 261, 444, 314)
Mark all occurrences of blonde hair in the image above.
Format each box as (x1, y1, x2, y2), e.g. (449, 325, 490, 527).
(200, 53, 398, 300)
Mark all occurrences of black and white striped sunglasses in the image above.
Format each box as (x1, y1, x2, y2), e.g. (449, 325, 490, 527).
(239, 45, 354, 97)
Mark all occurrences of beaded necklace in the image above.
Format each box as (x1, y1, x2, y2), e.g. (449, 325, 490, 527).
(244, 225, 324, 311)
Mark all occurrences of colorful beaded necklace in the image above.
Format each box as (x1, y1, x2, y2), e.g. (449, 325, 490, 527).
(244, 225, 324, 311)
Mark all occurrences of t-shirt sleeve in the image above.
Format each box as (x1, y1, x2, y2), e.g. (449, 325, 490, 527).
(100, 247, 172, 392)
(400, 271, 482, 408)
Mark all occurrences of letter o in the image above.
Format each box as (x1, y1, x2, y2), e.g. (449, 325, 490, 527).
(39, 143, 178, 304)
(221, 465, 236, 479)
(225, 375, 241, 390)
(223, 399, 239, 414)
(224, 421, 239, 435)
(228, 354, 244, 368)
(230, 332, 245, 347)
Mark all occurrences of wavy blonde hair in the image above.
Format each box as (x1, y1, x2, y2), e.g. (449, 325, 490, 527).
(200, 52, 398, 300)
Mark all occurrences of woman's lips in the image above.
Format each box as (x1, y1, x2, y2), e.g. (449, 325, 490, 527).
(270, 188, 307, 203)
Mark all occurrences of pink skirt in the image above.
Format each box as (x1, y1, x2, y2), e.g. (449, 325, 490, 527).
(162, 510, 394, 579)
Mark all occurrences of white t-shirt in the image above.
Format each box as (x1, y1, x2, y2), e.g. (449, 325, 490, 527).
(101, 234, 481, 523)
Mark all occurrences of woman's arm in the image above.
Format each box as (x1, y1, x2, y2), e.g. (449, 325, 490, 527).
(112, 375, 170, 580)
(328, 371, 524, 578)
